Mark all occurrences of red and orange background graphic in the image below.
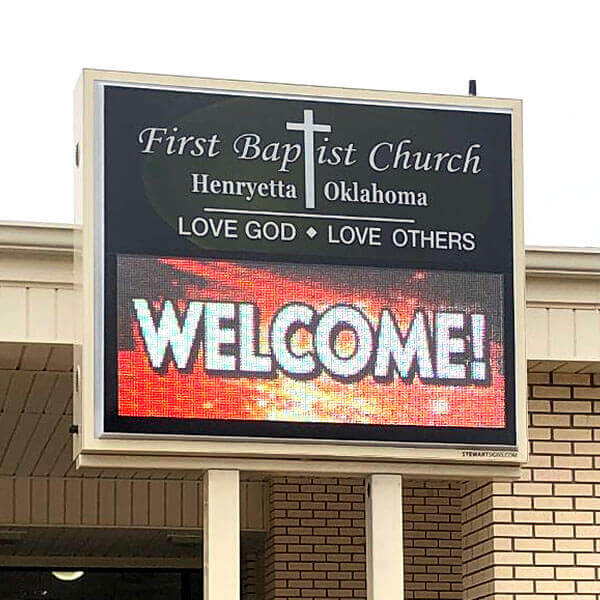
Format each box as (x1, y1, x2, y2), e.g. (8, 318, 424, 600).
(117, 256, 506, 428)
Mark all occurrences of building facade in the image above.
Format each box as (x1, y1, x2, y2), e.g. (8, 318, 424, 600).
(0, 221, 599, 599)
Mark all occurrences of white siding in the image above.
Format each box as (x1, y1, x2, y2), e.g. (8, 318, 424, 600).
(0, 285, 74, 344)
(526, 306, 600, 361)
(0, 476, 267, 531)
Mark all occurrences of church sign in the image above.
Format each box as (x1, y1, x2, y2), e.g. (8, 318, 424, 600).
(74, 70, 526, 471)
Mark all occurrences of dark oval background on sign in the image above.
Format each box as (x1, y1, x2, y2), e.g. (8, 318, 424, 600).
(142, 96, 302, 256)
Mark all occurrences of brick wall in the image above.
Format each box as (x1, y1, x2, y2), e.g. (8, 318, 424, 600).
(462, 371, 600, 599)
(264, 476, 462, 599)
(242, 550, 260, 600)
(404, 480, 463, 599)
(264, 477, 367, 600)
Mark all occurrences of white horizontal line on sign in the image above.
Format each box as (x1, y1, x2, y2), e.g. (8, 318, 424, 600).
(203, 208, 416, 224)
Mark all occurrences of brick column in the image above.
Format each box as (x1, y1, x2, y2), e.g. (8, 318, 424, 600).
(404, 480, 462, 599)
(264, 476, 367, 600)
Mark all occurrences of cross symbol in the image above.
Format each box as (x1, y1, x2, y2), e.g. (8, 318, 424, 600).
(286, 109, 331, 210)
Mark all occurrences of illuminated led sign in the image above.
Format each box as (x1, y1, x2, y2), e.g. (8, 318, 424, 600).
(116, 256, 506, 443)
(75, 71, 525, 465)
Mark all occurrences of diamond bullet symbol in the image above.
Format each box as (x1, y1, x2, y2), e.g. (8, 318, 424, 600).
(306, 227, 318, 239)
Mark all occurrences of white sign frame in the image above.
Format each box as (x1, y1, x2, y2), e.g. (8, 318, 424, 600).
(73, 69, 527, 477)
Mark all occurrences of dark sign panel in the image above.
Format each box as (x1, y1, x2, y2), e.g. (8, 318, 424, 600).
(90, 77, 522, 453)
